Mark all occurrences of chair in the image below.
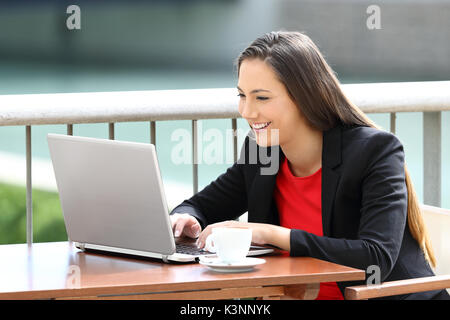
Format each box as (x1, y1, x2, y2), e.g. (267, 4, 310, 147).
(345, 204, 450, 300)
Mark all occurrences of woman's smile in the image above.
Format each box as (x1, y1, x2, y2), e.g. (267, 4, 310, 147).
(251, 121, 272, 131)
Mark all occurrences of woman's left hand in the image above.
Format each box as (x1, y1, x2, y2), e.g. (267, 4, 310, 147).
(195, 220, 270, 249)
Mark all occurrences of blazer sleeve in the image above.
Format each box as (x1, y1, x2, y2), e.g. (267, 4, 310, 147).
(290, 132, 408, 281)
(169, 136, 250, 229)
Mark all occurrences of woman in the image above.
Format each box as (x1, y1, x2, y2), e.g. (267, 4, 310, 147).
(170, 31, 449, 300)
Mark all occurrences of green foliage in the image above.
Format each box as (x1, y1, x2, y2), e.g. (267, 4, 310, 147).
(0, 183, 67, 244)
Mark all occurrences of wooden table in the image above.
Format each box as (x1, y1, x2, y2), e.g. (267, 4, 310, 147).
(0, 241, 365, 300)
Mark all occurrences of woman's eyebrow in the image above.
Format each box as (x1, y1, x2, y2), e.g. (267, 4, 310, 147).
(236, 86, 271, 94)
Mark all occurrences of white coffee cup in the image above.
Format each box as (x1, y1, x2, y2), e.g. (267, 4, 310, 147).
(205, 227, 252, 264)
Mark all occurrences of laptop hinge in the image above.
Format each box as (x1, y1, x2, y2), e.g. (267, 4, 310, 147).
(161, 255, 170, 263)
(75, 242, 86, 251)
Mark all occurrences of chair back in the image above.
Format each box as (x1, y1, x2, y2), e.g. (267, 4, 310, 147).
(421, 204, 450, 276)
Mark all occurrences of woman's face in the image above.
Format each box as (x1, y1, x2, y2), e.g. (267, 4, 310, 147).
(237, 58, 306, 147)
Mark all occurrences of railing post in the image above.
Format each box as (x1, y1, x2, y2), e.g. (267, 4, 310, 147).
(192, 120, 198, 195)
(423, 111, 441, 206)
(150, 121, 156, 146)
(390, 113, 396, 135)
(109, 123, 115, 140)
(232, 118, 238, 162)
(25, 126, 32, 245)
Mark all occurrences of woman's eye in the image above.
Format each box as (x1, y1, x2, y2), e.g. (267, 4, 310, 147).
(237, 94, 268, 101)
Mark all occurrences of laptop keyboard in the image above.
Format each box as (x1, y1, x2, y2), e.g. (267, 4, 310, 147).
(175, 243, 211, 256)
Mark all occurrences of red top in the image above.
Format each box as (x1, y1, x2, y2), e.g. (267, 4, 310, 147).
(273, 157, 344, 300)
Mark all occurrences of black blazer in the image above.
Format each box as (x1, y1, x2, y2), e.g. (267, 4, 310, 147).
(171, 123, 448, 300)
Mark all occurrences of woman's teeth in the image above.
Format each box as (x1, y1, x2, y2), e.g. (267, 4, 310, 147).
(252, 122, 271, 130)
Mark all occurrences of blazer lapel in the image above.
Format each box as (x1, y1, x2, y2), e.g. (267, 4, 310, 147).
(248, 145, 284, 225)
(321, 124, 343, 236)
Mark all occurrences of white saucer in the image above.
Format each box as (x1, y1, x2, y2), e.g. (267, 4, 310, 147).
(198, 257, 266, 273)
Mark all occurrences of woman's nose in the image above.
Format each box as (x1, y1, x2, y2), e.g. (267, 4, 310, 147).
(239, 100, 258, 120)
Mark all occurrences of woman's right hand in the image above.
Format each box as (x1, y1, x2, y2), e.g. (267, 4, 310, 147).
(170, 213, 202, 239)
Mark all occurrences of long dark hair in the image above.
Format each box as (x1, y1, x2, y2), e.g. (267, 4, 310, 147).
(236, 30, 436, 267)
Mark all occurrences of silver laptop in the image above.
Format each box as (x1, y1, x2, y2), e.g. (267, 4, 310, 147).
(47, 134, 273, 263)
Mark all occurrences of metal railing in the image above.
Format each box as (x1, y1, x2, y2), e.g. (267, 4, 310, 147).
(1, 81, 450, 245)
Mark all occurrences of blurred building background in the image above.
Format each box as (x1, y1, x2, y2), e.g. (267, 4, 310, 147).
(1, 0, 449, 90)
(0, 0, 449, 243)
